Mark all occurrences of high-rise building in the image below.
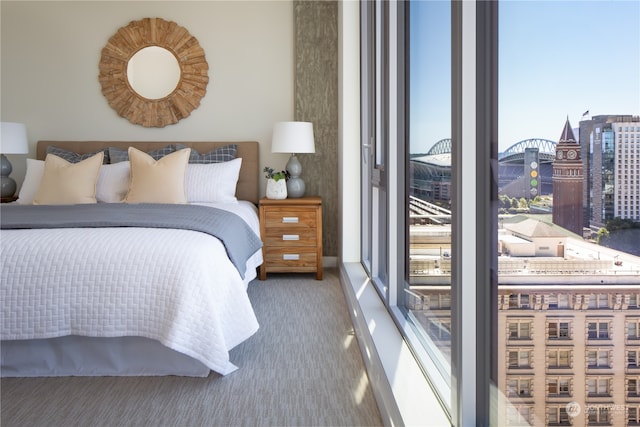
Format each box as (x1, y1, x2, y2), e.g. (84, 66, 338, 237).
(553, 118, 584, 236)
(579, 115, 640, 228)
(612, 120, 640, 221)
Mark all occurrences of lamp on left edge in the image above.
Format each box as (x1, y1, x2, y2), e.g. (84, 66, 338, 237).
(1, 122, 28, 199)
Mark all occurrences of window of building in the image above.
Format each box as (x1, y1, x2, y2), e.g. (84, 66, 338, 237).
(508, 320, 531, 339)
(547, 378, 571, 397)
(629, 406, 640, 426)
(507, 378, 532, 397)
(629, 319, 640, 339)
(547, 406, 570, 426)
(629, 377, 640, 397)
(509, 294, 531, 309)
(587, 377, 611, 396)
(629, 350, 640, 368)
(588, 294, 610, 309)
(548, 321, 571, 340)
(587, 321, 610, 339)
(558, 294, 570, 309)
(587, 349, 611, 368)
(506, 405, 532, 426)
(548, 349, 571, 368)
(587, 407, 611, 425)
(508, 350, 531, 369)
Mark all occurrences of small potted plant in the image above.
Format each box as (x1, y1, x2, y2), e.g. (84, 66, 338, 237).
(264, 167, 290, 199)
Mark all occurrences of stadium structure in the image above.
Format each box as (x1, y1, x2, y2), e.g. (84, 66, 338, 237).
(410, 137, 557, 202)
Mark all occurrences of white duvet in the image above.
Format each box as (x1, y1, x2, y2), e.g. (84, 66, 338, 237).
(0, 201, 262, 375)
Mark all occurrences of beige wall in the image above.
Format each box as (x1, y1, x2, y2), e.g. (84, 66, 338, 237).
(0, 1, 294, 198)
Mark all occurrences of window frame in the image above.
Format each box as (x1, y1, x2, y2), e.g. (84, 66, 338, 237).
(357, 1, 498, 425)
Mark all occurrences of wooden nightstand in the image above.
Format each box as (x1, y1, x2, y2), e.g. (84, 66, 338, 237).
(259, 196, 322, 280)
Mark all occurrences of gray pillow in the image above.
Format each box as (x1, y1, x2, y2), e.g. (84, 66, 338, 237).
(108, 145, 175, 163)
(175, 144, 238, 164)
(46, 146, 110, 164)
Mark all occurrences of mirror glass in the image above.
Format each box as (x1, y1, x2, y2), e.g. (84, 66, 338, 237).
(127, 46, 181, 99)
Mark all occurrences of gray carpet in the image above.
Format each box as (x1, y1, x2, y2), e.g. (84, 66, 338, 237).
(0, 269, 382, 427)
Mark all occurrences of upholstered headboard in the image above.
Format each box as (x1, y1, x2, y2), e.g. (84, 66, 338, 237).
(36, 141, 260, 204)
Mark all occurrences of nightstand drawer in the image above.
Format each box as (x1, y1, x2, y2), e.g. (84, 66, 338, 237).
(263, 228, 317, 247)
(263, 247, 319, 269)
(263, 209, 317, 229)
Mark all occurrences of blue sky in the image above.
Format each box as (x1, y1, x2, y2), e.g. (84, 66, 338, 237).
(410, 0, 640, 153)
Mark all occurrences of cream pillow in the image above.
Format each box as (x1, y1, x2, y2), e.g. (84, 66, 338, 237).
(32, 152, 104, 205)
(124, 147, 191, 204)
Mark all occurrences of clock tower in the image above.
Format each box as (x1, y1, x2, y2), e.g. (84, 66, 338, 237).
(552, 118, 584, 236)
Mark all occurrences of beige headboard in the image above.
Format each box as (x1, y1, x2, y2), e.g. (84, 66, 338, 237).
(36, 141, 259, 204)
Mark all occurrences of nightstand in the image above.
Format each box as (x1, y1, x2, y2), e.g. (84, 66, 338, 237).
(259, 196, 322, 280)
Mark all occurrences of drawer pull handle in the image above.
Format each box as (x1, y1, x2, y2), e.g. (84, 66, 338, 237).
(282, 234, 300, 241)
(282, 216, 299, 224)
(283, 254, 300, 261)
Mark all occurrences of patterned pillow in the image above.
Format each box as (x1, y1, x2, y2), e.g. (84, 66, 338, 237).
(46, 146, 110, 164)
(174, 144, 238, 164)
(108, 145, 175, 163)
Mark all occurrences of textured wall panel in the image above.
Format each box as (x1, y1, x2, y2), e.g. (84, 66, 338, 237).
(294, 0, 338, 256)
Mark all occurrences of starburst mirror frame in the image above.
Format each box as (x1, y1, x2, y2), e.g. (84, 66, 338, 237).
(99, 18, 209, 128)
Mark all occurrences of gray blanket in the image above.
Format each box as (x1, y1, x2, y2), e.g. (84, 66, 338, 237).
(1, 203, 262, 279)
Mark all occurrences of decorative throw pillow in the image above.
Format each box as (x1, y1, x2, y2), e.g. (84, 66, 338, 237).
(174, 144, 238, 164)
(186, 158, 242, 203)
(96, 161, 130, 203)
(46, 146, 110, 164)
(16, 159, 45, 204)
(124, 147, 191, 204)
(32, 152, 104, 205)
(108, 145, 175, 163)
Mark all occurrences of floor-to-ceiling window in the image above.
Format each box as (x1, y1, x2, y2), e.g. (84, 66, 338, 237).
(360, 1, 638, 425)
(361, 0, 388, 298)
(360, 1, 497, 424)
(405, 0, 453, 399)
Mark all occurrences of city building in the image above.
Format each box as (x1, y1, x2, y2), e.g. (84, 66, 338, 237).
(496, 218, 640, 426)
(579, 115, 640, 228)
(409, 215, 640, 426)
(553, 118, 584, 236)
(612, 120, 640, 221)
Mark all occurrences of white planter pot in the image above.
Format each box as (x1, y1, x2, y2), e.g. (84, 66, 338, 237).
(266, 178, 287, 199)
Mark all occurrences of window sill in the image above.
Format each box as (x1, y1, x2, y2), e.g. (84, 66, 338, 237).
(339, 262, 451, 427)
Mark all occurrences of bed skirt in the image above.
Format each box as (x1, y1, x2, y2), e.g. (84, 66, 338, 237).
(1, 336, 211, 377)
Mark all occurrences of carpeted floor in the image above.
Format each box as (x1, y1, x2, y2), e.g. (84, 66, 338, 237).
(0, 269, 382, 427)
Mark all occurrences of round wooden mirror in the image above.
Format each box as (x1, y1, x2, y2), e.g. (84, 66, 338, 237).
(99, 18, 209, 128)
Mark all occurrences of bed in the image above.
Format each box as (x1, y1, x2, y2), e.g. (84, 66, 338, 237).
(1, 140, 262, 377)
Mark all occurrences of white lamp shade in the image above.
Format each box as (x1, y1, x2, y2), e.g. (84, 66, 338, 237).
(1, 122, 28, 154)
(271, 121, 315, 154)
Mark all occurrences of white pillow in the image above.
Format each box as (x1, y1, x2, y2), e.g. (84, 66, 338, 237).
(186, 158, 242, 203)
(17, 158, 45, 204)
(96, 161, 130, 203)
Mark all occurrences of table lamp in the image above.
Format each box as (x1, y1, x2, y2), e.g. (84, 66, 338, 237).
(1, 122, 28, 199)
(271, 121, 315, 198)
